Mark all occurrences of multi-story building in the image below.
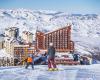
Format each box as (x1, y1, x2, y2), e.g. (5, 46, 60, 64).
(5, 27, 19, 38)
(4, 37, 19, 56)
(22, 31, 33, 43)
(4, 27, 35, 59)
(14, 44, 35, 61)
(4, 36, 35, 58)
(0, 36, 4, 49)
(4, 27, 19, 57)
(36, 25, 74, 52)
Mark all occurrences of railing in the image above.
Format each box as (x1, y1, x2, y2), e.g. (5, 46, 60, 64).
(55, 58, 80, 65)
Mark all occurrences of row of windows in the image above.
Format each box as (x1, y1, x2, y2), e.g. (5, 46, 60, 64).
(36, 26, 74, 52)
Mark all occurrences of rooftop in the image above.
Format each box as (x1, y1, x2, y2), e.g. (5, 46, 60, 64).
(23, 31, 33, 35)
(5, 27, 19, 31)
(45, 25, 71, 35)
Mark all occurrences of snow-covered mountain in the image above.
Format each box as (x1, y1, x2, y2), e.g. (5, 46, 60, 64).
(0, 9, 100, 60)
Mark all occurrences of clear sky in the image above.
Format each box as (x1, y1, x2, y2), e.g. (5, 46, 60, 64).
(0, 0, 100, 13)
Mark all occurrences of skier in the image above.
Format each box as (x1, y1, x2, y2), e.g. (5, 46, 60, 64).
(25, 54, 34, 69)
(47, 43, 58, 71)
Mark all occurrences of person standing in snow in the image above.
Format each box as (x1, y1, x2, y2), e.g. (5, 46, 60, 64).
(47, 43, 58, 71)
(25, 53, 34, 69)
(25, 43, 34, 69)
(73, 53, 79, 61)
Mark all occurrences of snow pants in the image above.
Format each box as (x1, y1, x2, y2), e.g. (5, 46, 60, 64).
(25, 62, 34, 69)
(48, 57, 56, 68)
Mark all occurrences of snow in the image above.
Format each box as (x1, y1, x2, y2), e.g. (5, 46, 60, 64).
(0, 8, 100, 80)
(75, 44, 92, 55)
(0, 49, 12, 58)
(0, 64, 100, 80)
(55, 52, 74, 59)
(0, 9, 100, 58)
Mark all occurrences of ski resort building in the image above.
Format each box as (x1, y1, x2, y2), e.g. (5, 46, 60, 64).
(4, 27, 34, 59)
(22, 31, 33, 43)
(36, 25, 74, 52)
(5, 27, 19, 38)
(4, 37, 19, 56)
(0, 36, 4, 49)
(4, 27, 19, 56)
(14, 45, 35, 61)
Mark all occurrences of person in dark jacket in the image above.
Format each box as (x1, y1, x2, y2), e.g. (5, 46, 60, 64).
(47, 43, 57, 71)
(73, 53, 79, 61)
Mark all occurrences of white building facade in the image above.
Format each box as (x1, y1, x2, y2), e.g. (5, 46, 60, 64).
(22, 31, 33, 43)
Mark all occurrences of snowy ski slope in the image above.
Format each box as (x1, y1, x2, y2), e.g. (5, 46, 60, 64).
(0, 64, 100, 80)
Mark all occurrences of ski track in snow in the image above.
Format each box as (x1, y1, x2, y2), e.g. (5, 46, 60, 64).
(0, 65, 100, 80)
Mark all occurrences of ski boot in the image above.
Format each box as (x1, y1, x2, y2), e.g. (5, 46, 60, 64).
(53, 68, 58, 71)
(48, 68, 53, 71)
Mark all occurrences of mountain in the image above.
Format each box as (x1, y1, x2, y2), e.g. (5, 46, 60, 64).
(0, 9, 100, 60)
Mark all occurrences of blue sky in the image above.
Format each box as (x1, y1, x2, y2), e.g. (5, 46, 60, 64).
(0, 0, 100, 13)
